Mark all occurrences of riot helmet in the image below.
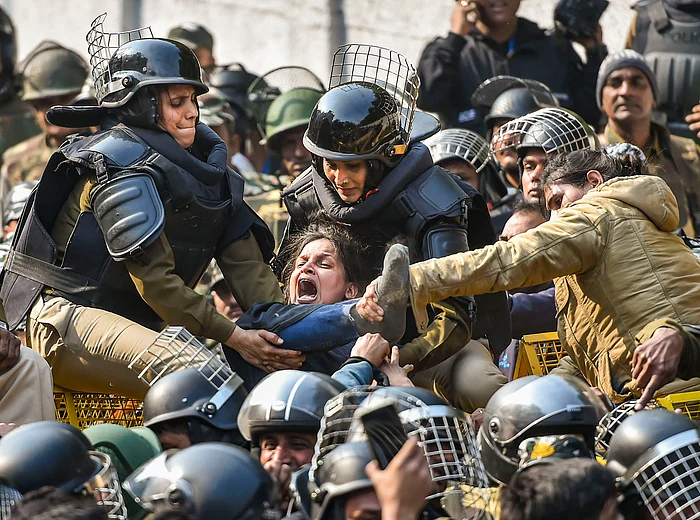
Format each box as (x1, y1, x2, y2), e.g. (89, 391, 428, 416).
(124, 443, 276, 520)
(347, 386, 489, 504)
(0, 7, 16, 102)
(594, 399, 661, 457)
(425, 128, 491, 173)
(143, 366, 248, 446)
(19, 40, 89, 102)
(238, 370, 345, 445)
(209, 63, 259, 114)
(606, 409, 700, 520)
(3, 180, 37, 226)
(471, 76, 560, 133)
(87, 14, 207, 108)
(478, 374, 605, 485)
(493, 107, 599, 159)
(0, 422, 128, 519)
(84, 424, 162, 520)
(247, 66, 325, 147)
(197, 89, 235, 130)
(167, 23, 214, 54)
(310, 441, 375, 520)
(304, 43, 420, 173)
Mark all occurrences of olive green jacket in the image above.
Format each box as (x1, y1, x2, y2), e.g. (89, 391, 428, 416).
(410, 176, 700, 401)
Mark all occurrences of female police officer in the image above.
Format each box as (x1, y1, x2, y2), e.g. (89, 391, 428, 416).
(0, 14, 300, 398)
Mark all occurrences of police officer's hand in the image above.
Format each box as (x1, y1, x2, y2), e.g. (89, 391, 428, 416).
(379, 346, 414, 387)
(451, 0, 481, 37)
(263, 459, 294, 512)
(351, 333, 391, 367)
(365, 438, 432, 520)
(685, 103, 700, 139)
(633, 327, 684, 410)
(356, 279, 384, 323)
(0, 328, 21, 376)
(225, 327, 305, 372)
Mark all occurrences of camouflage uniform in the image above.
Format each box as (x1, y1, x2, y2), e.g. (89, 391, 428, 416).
(0, 134, 54, 194)
(0, 96, 40, 158)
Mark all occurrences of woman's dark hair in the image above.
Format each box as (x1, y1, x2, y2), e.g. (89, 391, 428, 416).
(500, 459, 617, 520)
(9, 486, 107, 520)
(279, 214, 376, 302)
(542, 145, 648, 190)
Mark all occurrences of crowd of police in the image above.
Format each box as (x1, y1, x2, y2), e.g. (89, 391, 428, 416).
(0, 0, 697, 518)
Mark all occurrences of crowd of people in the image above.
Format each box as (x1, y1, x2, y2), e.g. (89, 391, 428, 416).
(0, 0, 698, 518)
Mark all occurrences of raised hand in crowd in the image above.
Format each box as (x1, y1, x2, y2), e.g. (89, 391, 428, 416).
(351, 333, 391, 367)
(380, 346, 414, 387)
(685, 102, 700, 139)
(365, 438, 433, 520)
(450, 0, 481, 37)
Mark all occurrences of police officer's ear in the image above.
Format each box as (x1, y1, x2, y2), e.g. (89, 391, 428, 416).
(345, 283, 359, 299)
(585, 169, 605, 188)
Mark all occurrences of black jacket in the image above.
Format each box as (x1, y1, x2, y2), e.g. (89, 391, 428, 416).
(417, 18, 606, 132)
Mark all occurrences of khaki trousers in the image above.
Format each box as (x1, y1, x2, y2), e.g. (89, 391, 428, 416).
(0, 346, 55, 425)
(28, 295, 160, 400)
(411, 340, 508, 413)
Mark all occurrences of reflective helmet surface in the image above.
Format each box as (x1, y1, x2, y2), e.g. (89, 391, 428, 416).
(237, 370, 345, 444)
(425, 128, 490, 173)
(606, 409, 700, 520)
(310, 442, 374, 520)
(143, 366, 247, 432)
(304, 82, 404, 165)
(87, 14, 207, 108)
(266, 88, 324, 152)
(485, 88, 543, 128)
(478, 374, 604, 485)
(19, 40, 89, 101)
(124, 443, 274, 520)
(3, 180, 37, 225)
(0, 422, 127, 519)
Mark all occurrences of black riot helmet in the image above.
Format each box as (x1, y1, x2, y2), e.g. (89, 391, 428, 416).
(304, 43, 420, 174)
(237, 370, 345, 446)
(594, 399, 661, 457)
(87, 14, 207, 108)
(478, 374, 606, 485)
(606, 409, 700, 520)
(143, 367, 248, 446)
(0, 422, 128, 519)
(472, 76, 560, 134)
(493, 107, 599, 162)
(309, 442, 375, 520)
(0, 7, 16, 103)
(343, 386, 489, 507)
(125, 443, 275, 520)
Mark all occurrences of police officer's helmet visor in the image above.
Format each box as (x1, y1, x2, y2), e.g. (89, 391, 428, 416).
(84, 451, 129, 520)
(87, 13, 208, 108)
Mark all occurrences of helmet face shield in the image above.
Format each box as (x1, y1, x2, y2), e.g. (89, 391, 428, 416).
(623, 429, 700, 520)
(124, 451, 194, 514)
(425, 129, 490, 173)
(85, 452, 128, 520)
(491, 107, 599, 160)
(87, 14, 207, 108)
(0, 485, 20, 520)
(595, 400, 660, 457)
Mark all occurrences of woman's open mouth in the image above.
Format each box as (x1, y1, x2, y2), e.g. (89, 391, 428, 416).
(296, 277, 318, 304)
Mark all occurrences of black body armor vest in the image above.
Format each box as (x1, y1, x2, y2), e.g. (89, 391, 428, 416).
(281, 143, 512, 355)
(631, 0, 700, 139)
(0, 123, 268, 331)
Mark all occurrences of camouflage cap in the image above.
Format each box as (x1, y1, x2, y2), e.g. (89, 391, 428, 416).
(167, 23, 214, 52)
(19, 40, 89, 102)
(195, 260, 226, 300)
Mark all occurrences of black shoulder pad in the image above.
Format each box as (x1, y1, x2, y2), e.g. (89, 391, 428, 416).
(82, 126, 150, 167)
(408, 166, 469, 219)
(91, 173, 165, 261)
